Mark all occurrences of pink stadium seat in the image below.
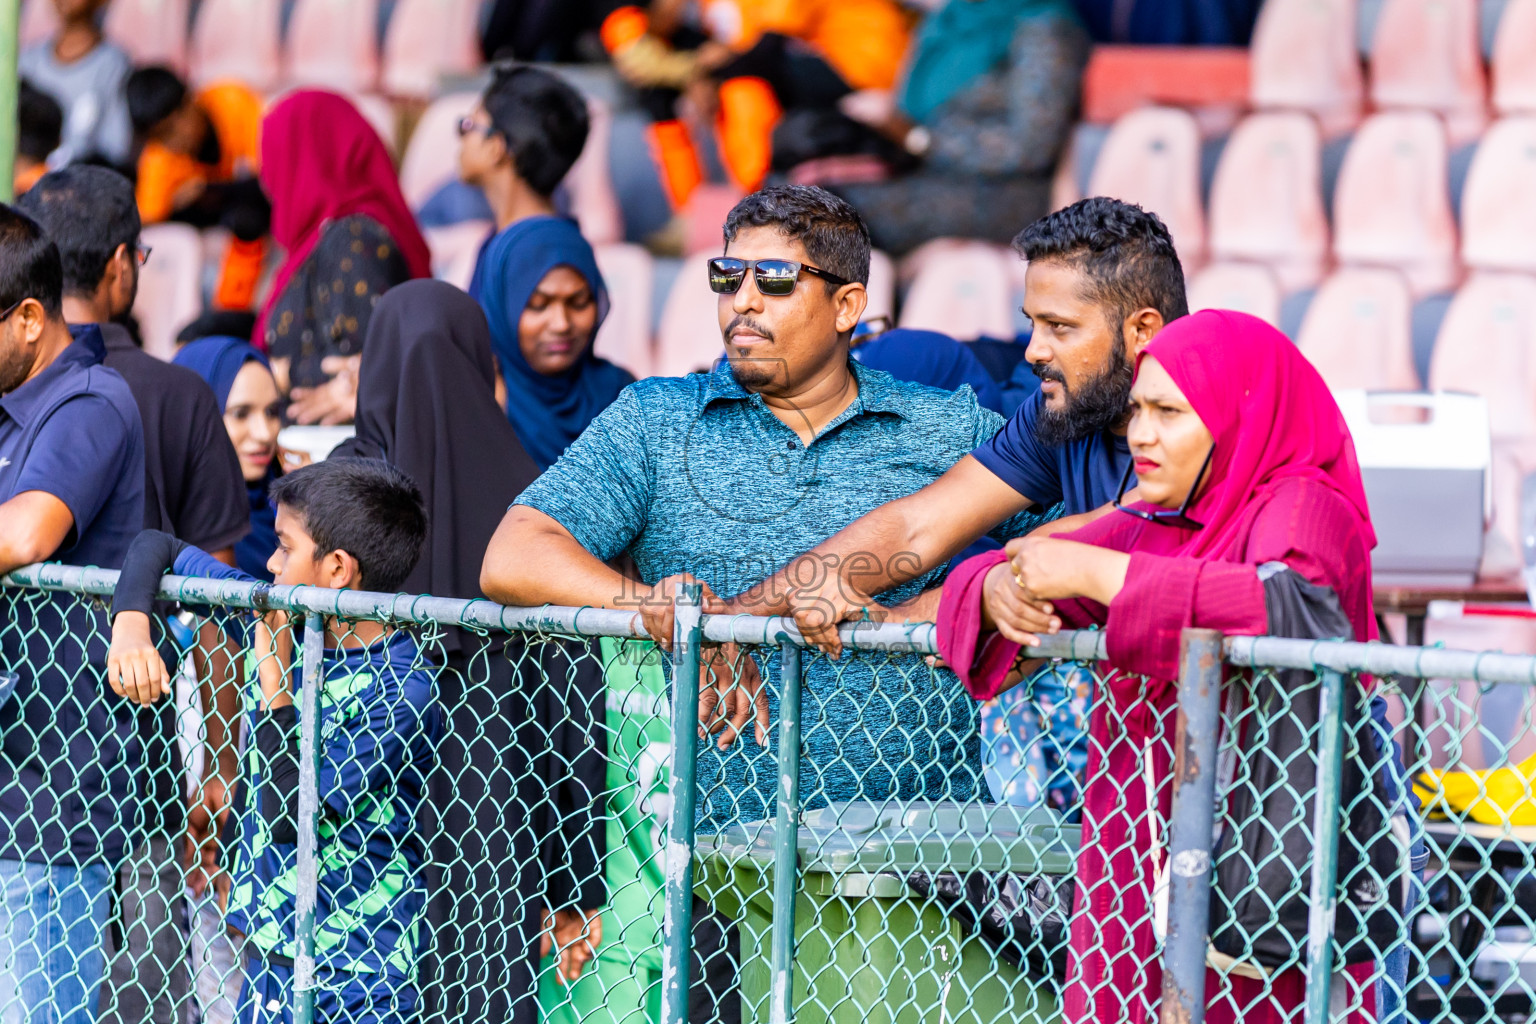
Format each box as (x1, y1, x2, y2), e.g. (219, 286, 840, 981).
(1429, 272, 1536, 567)
(1207, 113, 1329, 292)
(348, 92, 398, 156)
(592, 243, 656, 379)
(1249, 0, 1364, 136)
(1332, 111, 1460, 296)
(380, 0, 480, 99)
(865, 249, 895, 324)
(1369, 0, 1488, 145)
(1186, 262, 1283, 325)
(398, 91, 479, 211)
(1295, 268, 1419, 390)
(566, 97, 624, 248)
(422, 221, 491, 291)
(133, 224, 203, 361)
(684, 185, 747, 257)
(188, 0, 282, 92)
(1461, 116, 1536, 273)
(104, 0, 190, 72)
(1086, 107, 1207, 271)
(898, 242, 1015, 341)
(284, 0, 379, 94)
(20, 0, 57, 48)
(655, 254, 724, 378)
(1491, 0, 1536, 114)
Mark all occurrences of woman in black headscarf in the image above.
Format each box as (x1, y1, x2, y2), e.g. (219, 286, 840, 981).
(336, 279, 607, 1023)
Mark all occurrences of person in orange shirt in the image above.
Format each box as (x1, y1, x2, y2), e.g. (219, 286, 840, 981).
(603, 0, 914, 198)
(14, 81, 63, 198)
(126, 67, 270, 309)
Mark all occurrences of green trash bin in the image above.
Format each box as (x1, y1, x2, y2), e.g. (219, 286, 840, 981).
(696, 800, 1078, 1024)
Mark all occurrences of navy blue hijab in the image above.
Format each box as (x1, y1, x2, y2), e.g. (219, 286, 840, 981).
(852, 328, 1004, 413)
(173, 336, 280, 581)
(472, 216, 634, 469)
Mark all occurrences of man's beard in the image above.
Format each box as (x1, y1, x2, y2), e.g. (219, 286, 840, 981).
(1033, 340, 1135, 446)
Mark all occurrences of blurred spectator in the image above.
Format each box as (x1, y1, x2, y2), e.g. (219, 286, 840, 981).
(829, 0, 1090, 254)
(1072, 0, 1261, 44)
(126, 67, 270, 311)
(0, 203, 145, 1024)
(17, 166, 249, 1024)
(19, 0, 133, 167)
(14, 81, 64, 197)
(471, 217, 632, 470)
(604, 0, 915, 194)
(458, 65, 590, 235)
(255, 91, 431, 424)
(851, 326, 1004, 414)
(480, 0, 612, 62)
(173, 337, 285, 581)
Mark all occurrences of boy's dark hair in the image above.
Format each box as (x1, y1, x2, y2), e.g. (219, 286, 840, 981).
(1013, 197, 1189, 328)
(481, 66, 589, 197)
(0, 205, 65, 318)
(723, 185, 871, 289)
(15, 165, 140, 297)
(18, 80, 63, 163)
(269, 459, 428, 593)
(126, 65, 189, 137)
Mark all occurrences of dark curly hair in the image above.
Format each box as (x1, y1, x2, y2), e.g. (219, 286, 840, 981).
(1014, 197, 1188, 329)
(723, 184, 870, 289)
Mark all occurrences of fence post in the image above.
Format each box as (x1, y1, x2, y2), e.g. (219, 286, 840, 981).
(1304, 668, 1347, 1022)
(662, 585, 704, 1024)
(1161, 628, 1223, 1024)
(293, 611, 325, 1024)
(0, 0, 16, 204)
(769, 640, 802, 1024)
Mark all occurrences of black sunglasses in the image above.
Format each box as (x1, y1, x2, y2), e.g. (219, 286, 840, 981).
(707, 257, 850, 297)
(1113, 444, 1215, 531)
(0, 299, 24, 323)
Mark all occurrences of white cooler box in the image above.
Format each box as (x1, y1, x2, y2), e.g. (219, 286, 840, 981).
(1336, 391, 1491, 587)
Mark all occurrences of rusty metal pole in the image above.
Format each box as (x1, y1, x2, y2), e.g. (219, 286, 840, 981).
(1161, 628, 1224, 1024)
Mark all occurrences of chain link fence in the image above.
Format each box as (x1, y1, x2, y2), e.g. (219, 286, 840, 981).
(1, 564, 1535, 1024)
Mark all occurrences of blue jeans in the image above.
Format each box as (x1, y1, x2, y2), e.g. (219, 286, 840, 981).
(0, 858, 112, 1024)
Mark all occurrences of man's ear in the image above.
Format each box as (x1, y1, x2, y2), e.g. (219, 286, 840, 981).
(834, 282, 868, 336)
(321, 549, 364, 591)
(1123, 307, 1166, 357)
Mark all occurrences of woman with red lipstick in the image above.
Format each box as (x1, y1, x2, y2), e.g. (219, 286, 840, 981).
(936, 309, 1384, 1022)
(472, 216, 634, 470)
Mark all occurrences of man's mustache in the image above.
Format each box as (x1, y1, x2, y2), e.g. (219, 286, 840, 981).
(724, 315, 775, 343)
(1032, 361, 1067, 386)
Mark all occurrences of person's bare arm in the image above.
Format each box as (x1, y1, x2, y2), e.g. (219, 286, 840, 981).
(0, 491, 75, 574)
(724, 457, 1032, 656)
(481, 506, 635, 611)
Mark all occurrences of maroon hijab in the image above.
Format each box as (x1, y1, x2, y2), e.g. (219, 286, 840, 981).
(254, 90, 431, 347)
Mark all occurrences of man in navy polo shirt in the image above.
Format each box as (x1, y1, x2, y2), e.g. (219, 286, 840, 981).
(733, 197, 1189, 649)
(0, 205, 146, 1024)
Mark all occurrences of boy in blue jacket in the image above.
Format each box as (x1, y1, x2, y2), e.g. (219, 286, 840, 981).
(106, 458, 439, 1023)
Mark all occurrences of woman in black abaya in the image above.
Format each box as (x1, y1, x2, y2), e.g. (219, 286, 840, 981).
(336, 279, 606, 1024)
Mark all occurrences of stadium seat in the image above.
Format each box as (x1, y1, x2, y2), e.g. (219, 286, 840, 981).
(1369, 0, 1489, 144)
(1186, 262, 1283, 325)
(1332, 111, 1461, 296)
(349, 92, 398, 156)
(865, 249, 896, 324)
(593, 243, 656, 379)
(654, 254, 723, 378)
(379, 0, 480, 99)
(1207, 112, 1330, 292)
(1491, 0, 1536, 113)
(188, 0, 283, 92)
(1461, 116, 1536, 272)
(399, 91, 479, 211)
(1295, 267, 1419, 390)
(683, 184, 747, 257)
(284, 0, 380, 94)
(1079, 46, 1251, 124)
(898, 242, 1015, 341)
(133, 224, 203, 361)
(423, 220, 491, 291)
(1429, 271, 1536, 568)
(567, 97, 624, 248)
(1085, 107, 1207, 271)
(19, 0, 56, 48)
(104, 0, 190, 72)
(1250, 0, 1365, 136)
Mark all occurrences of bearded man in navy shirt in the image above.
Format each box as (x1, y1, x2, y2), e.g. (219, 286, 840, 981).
(0, 205, 146, 1024)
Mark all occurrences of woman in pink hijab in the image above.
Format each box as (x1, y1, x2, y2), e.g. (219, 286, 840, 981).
(937, 310, 1380, 1022)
